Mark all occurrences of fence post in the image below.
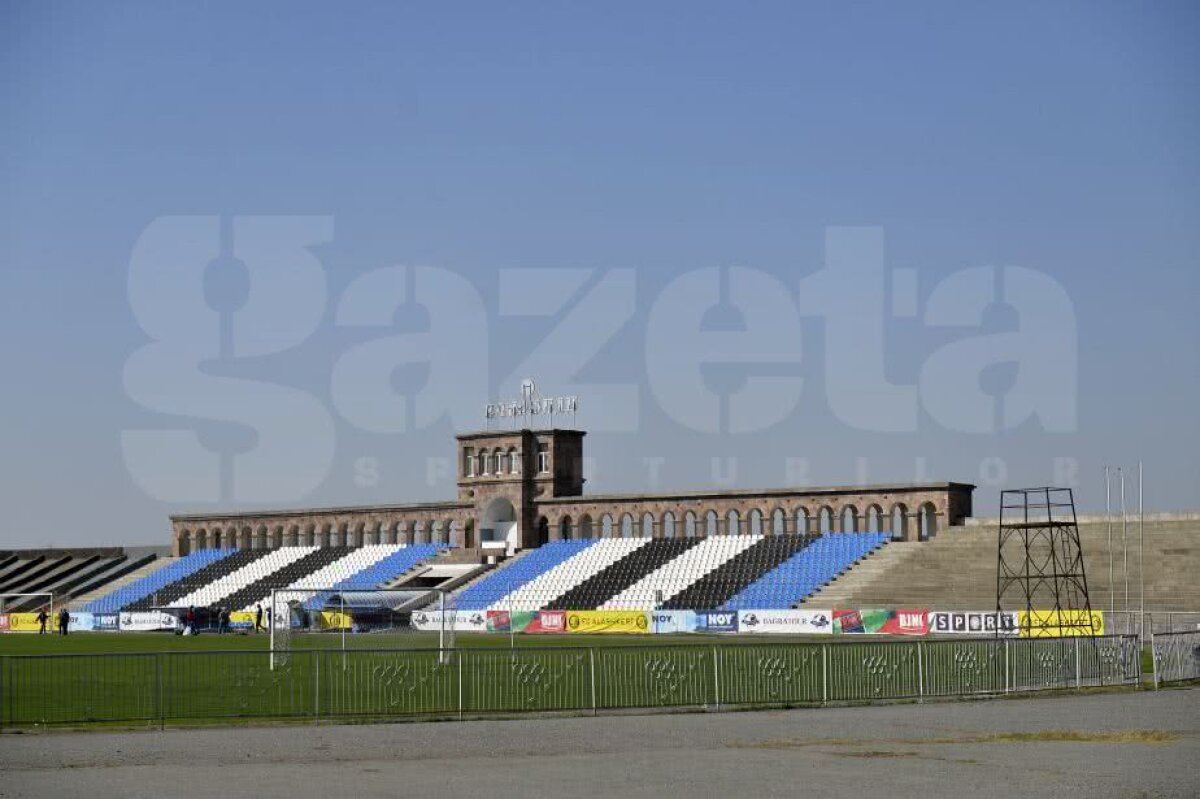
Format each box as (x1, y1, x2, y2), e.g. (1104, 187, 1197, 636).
(589, 648, 597, 716)
(822, 642, 829, 705)
(916, 641, 924, 702)
(156, 653, 164, 730)
(1004, 638, 1011, 694)
(1, 656, 6, 728)
(1150, 630, 1158, 690)
(712, 646, 720, 711)
(457, 650, 463, 720)
(314, 650, 320, 720)
(1080, 633, 1089, 686)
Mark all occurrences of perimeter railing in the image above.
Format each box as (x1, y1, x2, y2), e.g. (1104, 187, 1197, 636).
(1150, 630, 1200, 688)
(0, 636, 1142, 727)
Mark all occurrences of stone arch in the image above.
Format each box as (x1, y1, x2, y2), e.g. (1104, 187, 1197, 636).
(285, 525, 300, 548)
(268, 526, 282, 549)
(195, 528, 208, 550)
(890, 504, 909, 541)
(704, 510, 719, 538)
(817, 506, 834, 534)
(795, 507, 811, 536)
(684, 511, 698, 538)
(414, 521, 429, 545)
(865, 504, 884, 533)
(641, 512, 655, 538)
(840, 505, 859, 533)
(560, 515, 573, 540)
(536, 516, 550, 546)
(661, 511, 676, 539)
(462, 519, 474, 548)
(771, 508, 786, 536)
(748, 508, 764, 536)
(601, 513, 614, 538)
(727, 509, 741, 536)
(919, 502, 938, 540)
(238, 526, 251, 549)
(178, 529, 192, 556)
(300, 524, 315, 547)
(479, 498, 515, 545)
(620, 513, 635, 538)
(578, 514, 594, 539)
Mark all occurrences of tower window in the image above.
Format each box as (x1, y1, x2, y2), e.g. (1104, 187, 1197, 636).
(538, 443, 549, 474)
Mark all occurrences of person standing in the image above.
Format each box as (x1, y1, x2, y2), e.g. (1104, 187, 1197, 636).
(255, 603, 265, 633)
(58, 608, 69, 636)
(36, 608, 48, 635)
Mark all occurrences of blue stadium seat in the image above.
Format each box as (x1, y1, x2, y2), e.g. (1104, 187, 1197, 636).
(721, 532, 890, 610)
(455, 540, 596, 610)
(84, 549, 236, 613)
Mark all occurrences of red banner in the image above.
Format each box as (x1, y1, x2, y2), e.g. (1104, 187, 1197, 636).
(525, 610, 566, 634)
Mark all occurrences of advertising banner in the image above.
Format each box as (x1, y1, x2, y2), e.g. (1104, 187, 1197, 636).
(230, 611, 256, 630)
(411, 610, 489, 632)
(650, 610, 697, 634)
(524, 610, 567, 634)
(738, 609, 834, 635)
(94, 613, 120, 631)
(67, 612, 95, 633)
(565, 610, 650, 634)
(832, 609, 929, 635)
(7, 613, 44, 633)
(1019, 610, 1105, 637)
(119, 611, 180, 632)
(695, 610, 739, 633)
(314, 610, 352, 631)
(929, 611, 1019, 636)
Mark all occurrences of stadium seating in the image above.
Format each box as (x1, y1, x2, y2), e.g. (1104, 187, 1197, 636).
(302, 543, 448, 609)
(456, 539, 597, 610)
(543, 539, 697, 610)
(720, 532, 890, 610)
(659, 534, 812, 610)
(124, 549, 260, 611)
(84, 549, 234, 613)
(168, 547, 320, 609)
(604, 535, 764, 610)
(216, 547, 355, 612)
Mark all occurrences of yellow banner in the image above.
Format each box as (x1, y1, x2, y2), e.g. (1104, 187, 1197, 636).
(230, 611, 257, 629)
(7, 613, 46, 633)
(315, 610, 352, 631)
(565, 610, 650, 634)
(1019, 609, 1104, 637)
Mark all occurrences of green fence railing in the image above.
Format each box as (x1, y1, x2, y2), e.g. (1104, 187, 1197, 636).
(0, 636, 1141, 727)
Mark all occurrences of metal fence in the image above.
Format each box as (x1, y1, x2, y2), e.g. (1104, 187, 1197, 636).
(0, 636, 1141, 727)
(1104, 611, 1200, 639)
(1151, 631, 1200, 688)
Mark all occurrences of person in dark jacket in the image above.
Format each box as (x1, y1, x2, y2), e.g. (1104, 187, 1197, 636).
(58, 608, 70, 636)
(36, 608, 48, 634)
(255, 604, 265, 633)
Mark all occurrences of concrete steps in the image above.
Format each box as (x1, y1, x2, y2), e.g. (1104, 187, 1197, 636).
(800, 517, 1200, 612)
(70, 558, 173, 610)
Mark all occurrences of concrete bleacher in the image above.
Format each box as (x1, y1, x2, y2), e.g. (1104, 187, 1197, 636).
(802, 514, 1200, 612)
(0, 547, 170, 612)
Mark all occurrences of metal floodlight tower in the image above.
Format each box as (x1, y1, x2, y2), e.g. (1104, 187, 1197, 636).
(996, 487, 1097, 637)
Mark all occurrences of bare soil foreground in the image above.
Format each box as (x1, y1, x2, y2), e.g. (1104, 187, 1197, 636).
(1, 689, 1197, 799)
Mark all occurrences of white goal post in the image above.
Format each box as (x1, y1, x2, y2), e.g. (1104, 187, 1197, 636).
(268, 587, 457, 670)
(0, 592, 55, 619)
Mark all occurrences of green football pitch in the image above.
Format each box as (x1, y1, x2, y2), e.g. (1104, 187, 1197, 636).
(0, 631, 1141, 728)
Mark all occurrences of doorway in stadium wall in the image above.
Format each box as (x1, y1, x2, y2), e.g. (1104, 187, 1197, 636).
(480, 497, 518, 552)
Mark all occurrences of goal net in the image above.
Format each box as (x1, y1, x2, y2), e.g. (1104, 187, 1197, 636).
(0, 592, 55, 616)
(268, 587, 459, 668)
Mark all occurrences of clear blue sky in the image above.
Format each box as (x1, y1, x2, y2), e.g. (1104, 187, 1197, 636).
(2, 2, 1197, 548)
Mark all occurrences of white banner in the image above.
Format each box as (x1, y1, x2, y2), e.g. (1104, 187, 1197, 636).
(118, 611, 180, 632)
(649, 610, 697, 634)
(929, 610, 1019, 636)
(411, 609, 488, 632)
(738, 609, 834, 634)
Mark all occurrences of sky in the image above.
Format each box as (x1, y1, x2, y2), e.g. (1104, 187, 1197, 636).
(1, 2, 1197, 548)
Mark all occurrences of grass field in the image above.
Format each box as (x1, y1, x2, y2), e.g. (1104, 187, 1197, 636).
(0, 631, 1143, 728)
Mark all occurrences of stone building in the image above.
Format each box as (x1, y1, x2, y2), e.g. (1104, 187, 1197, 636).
(171, 428, 974, 557)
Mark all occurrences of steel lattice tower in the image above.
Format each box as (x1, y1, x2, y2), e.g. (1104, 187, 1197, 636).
(996, 487, 1097, 636)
